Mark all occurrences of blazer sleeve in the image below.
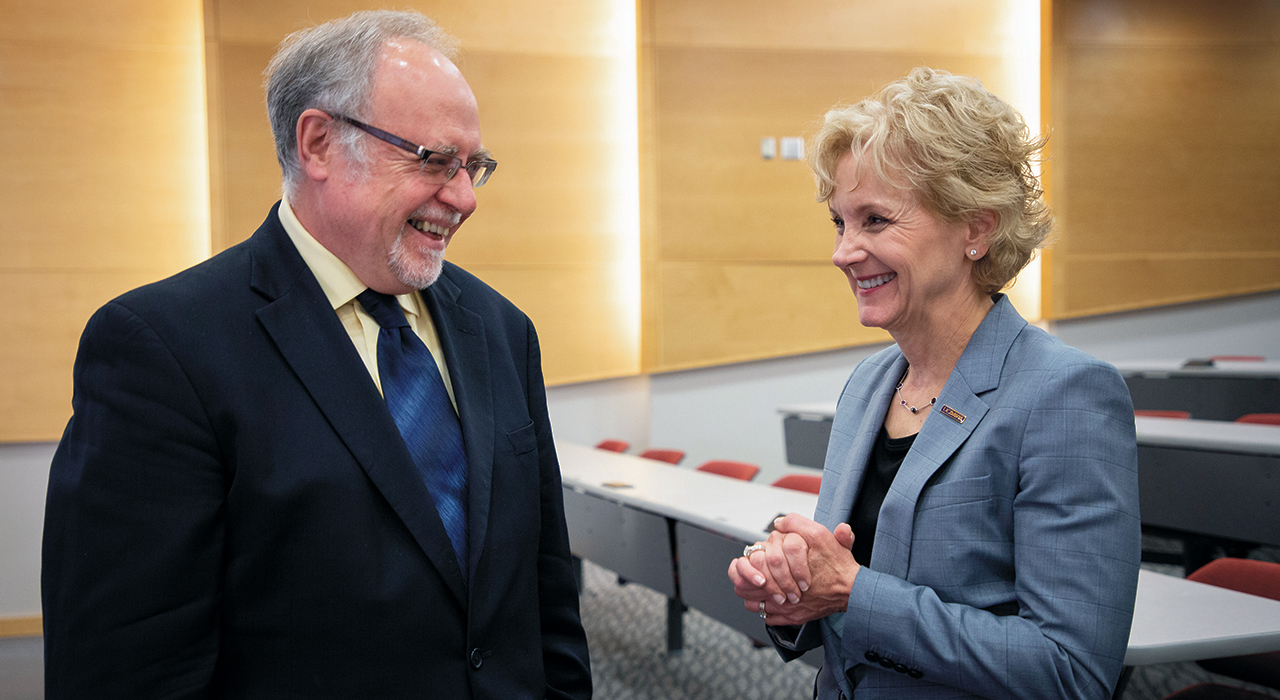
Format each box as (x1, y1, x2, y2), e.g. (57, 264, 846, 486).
(42, 300, 225, 699)
(523, 317, 593, 700)
(838, 359, 1141, 700)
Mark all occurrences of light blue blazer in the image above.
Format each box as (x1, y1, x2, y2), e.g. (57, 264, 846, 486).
(774, 295, 1140, 700)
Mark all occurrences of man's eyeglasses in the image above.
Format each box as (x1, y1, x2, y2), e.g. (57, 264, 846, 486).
(335, 115, 496, 187)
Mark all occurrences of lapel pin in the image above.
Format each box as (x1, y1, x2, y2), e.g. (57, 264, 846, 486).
(939, 404, 966, 424)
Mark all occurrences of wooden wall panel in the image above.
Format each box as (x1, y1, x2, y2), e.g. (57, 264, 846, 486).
(1060, 256, 1280, 314)
(205, 0, 641, 385)
(642, 0, 1024, 372)
(655, 48, 1003, 264)
(652, 0, 1012, 54)
(0, 272, 168, 442)
(656, 262, 890, 371)
(1, 1, 208, 442)
(462, 265, 639, 384)
(1048, 0, 1280, 317)
(209, 40, 281, 252)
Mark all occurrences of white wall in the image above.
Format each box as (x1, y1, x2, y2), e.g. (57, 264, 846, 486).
(0, 442, 56, 620)
(5, 290, 1279, 621)
(1046, 291, 1280, 364)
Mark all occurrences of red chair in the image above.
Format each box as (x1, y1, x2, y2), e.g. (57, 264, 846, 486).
(695, 460, 760, 482)
(1210, 355, 1265, 362)
(1186, 558, 1280, 691)
(638, 448, 685, 465)
(594, 439, 630, 452)
(771, 474, 822, 494)
(1135, 409, 1192, 419)
(1237, 414, 1280, 426)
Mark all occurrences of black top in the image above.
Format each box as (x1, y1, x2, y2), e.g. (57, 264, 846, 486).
(849, 427, 916, 566)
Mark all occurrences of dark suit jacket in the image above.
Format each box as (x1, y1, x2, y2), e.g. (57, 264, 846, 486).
(42, 204, 592, 699)
(772, 295, 1140, 700)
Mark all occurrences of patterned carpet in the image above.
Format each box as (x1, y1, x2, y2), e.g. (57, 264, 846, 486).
(579, 560, 814, 699)
(576, 552, 1280, 700)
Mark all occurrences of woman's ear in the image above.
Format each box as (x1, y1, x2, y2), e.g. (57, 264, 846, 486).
(965, 209, 999, 258)
(296, 109, 337, 183)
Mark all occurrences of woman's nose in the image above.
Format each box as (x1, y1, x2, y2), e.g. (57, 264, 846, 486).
(832, 234, 867, 268)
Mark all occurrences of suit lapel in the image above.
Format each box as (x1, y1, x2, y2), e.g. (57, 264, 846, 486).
(870, 296, 1026, 578)
(248, 210, 468, 606)
(821, 354, 904, 530)
(422, 268, 494, 583)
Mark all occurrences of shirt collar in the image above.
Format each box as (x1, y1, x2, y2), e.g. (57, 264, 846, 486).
(278, 196, 421, 319)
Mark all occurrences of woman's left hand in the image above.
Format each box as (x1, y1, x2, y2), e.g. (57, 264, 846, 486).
(728, 513, 861, 626)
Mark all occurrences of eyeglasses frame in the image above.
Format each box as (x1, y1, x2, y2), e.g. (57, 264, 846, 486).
(333, 114, 496, 187)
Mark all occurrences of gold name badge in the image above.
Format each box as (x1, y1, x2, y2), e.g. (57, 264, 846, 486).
(940, 404, 966, 424)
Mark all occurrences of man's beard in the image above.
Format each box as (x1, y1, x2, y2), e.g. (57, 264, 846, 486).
(388, 227, 445, 290)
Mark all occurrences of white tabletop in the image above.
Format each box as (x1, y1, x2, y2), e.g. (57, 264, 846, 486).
(1135, 416, 1280, 456)
(556, 441, 817, 544)
(778, 402, 837, 419)
(1113, 359, 1280, 378)
(1126, 568, 1280, 665)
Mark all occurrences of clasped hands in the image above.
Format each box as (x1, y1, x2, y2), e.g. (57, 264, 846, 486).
(727, 513, 860, 627)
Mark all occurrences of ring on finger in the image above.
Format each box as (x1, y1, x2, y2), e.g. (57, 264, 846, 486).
(743, 543, 766, 558)
(758, 600, 768, 619)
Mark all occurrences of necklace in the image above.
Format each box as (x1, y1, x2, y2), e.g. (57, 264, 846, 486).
(895, 367, 936, 415)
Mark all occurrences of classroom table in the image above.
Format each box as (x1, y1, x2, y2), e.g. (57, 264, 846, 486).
(1126, 568, 1280, 665)
(1114, 359, 1280, 421)
(557, 440, 1280, 680)
(1135, 416, 1280, 546)
(1135, 415, 1280, 572)
(558, 441, 819, 658)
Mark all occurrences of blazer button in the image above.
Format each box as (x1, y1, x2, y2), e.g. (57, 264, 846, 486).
(470, 648, 483, 669)
(893, 663, 909, 674)
(864, 650, 880, 663)
(879, 657, 895, 669)
(908, 668, 924, 679)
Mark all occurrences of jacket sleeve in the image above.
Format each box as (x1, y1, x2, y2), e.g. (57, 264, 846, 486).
(42, 300, 226, 700)
(837, 359, 1141, 700)
(524, 317, 593, 700)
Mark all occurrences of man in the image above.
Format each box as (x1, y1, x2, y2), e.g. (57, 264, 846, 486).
(42, 10, 592, 699)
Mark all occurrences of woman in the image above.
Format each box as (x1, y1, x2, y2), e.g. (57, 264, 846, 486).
(729, 67, 1140, 700)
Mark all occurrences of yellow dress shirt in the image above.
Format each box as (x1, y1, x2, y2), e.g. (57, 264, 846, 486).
(277, 197, 457, 410)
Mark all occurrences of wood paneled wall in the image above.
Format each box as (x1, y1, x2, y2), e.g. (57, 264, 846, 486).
(205, 0, 641, 388)
(639, 0, 1021, 372)
(8, 0, 1277, 441)
(1, 1, 209, 442)
(1046, 0, 1280, 318)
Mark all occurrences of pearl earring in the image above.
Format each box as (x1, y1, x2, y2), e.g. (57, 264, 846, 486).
(969, 249, 978, 257)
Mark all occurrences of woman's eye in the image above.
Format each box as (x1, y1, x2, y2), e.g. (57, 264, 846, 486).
(866, 215, 891, 230)
(831, 216, 844, 234)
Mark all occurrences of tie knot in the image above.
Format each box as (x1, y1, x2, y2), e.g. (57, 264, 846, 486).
(356, 289, 410, 330)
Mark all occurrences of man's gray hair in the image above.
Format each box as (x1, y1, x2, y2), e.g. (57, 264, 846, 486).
(265, 10, 459, 199)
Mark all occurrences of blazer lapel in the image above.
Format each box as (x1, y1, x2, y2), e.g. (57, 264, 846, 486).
(422, 270, 494, 583)
(248, 211, 468, 606)
(819, 353, 905, 529)
(870, 296, 1026, 578)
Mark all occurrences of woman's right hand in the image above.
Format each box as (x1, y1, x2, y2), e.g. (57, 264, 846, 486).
(728, 514, 859, 626)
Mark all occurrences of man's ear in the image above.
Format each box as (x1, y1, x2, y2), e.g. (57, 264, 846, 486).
(965, 209, 1000, 258)
(296, 109, 337, 183)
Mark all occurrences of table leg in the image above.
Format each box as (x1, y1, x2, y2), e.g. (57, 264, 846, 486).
(666, 595, 686, 653)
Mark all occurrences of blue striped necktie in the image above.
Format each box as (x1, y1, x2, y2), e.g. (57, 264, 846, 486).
(357, 289, 469, 573)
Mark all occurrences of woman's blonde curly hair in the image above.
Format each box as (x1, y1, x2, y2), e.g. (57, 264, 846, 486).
(809, 67, 1052, 294)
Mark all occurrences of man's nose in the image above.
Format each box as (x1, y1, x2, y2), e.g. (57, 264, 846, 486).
(438, 171, 478, 217)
